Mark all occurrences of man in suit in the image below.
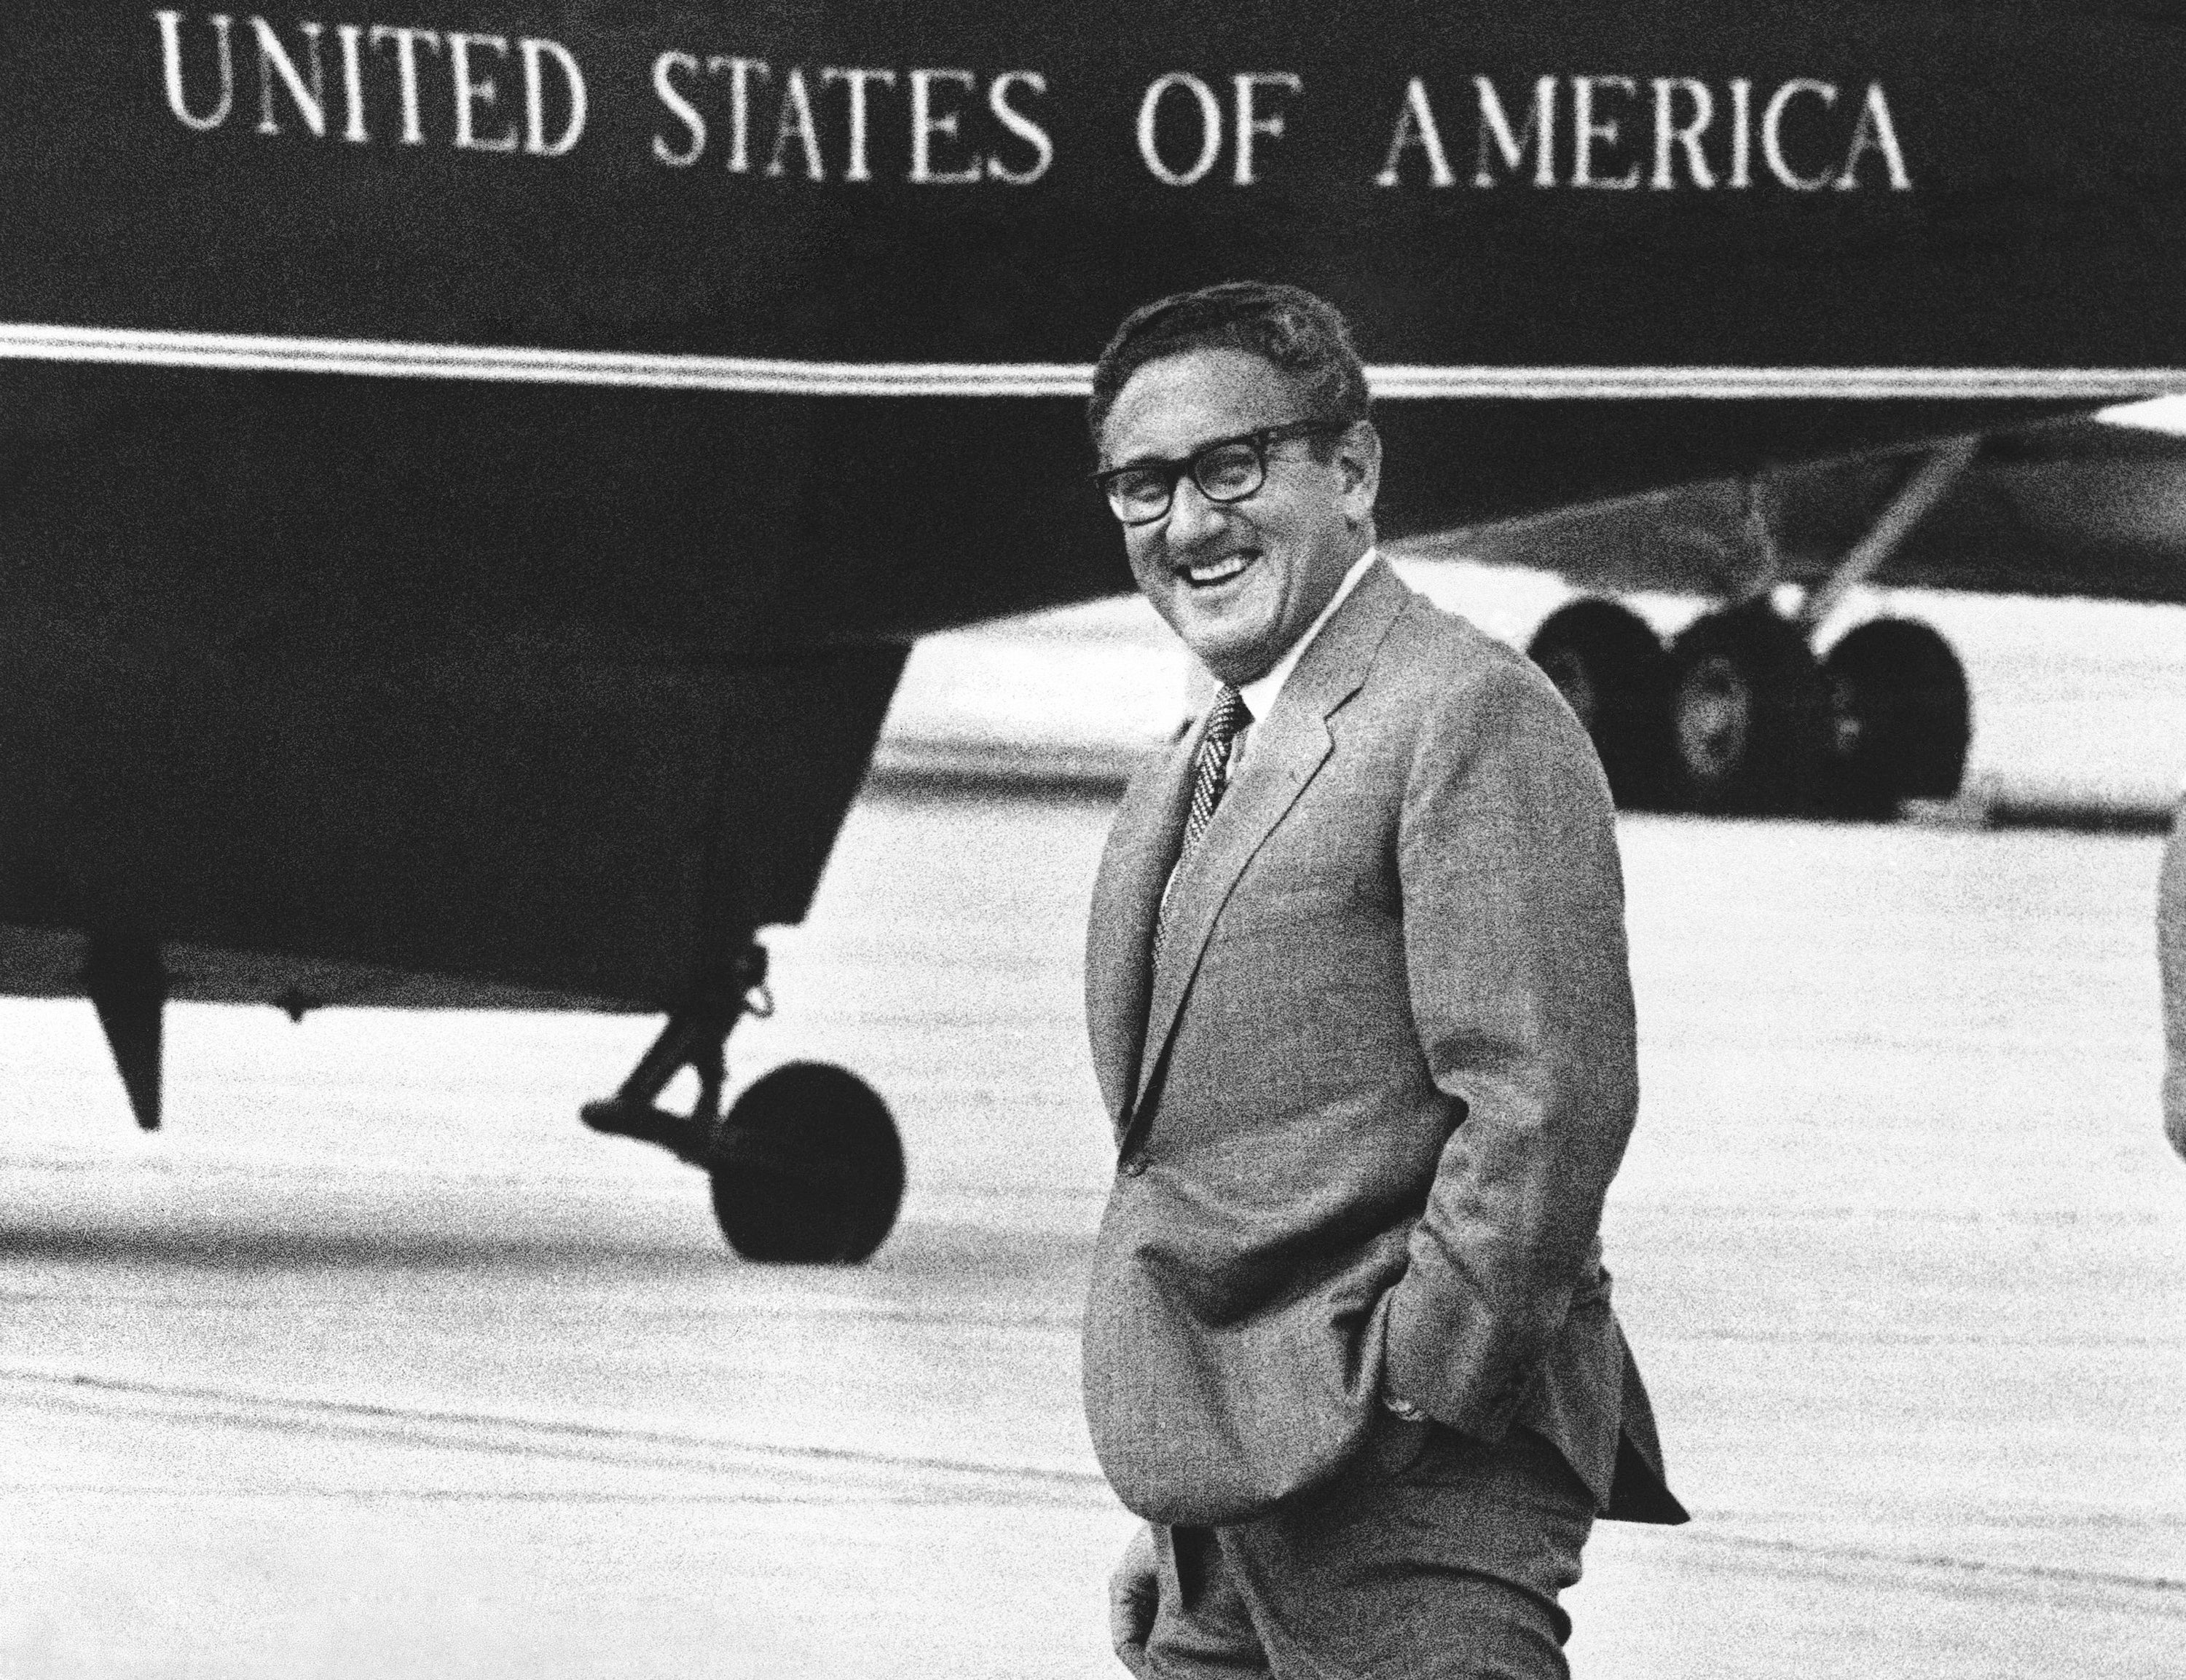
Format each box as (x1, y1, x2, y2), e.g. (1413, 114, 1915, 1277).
(1080, 283, 1684, 1679)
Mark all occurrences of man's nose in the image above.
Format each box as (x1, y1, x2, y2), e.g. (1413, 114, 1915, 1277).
(1165, 476, 1232, 543)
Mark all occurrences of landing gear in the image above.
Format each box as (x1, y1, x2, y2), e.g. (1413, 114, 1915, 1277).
(1533, 595, 1972, 822)
(1527, 599, 1674, 809)
(710, 1063, 904, 1263)
(1821, 618, 1972, 820)
(1666, 604, 1829, 816)
(1530, 436, 1981, 821)
(582, 944, 905, 1263)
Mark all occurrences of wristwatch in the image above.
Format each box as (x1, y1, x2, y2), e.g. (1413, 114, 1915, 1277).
(1380, 1394, 1428, 1422)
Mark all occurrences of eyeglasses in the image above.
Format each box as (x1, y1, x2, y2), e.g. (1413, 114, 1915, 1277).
(1093, 421, 1342, 526)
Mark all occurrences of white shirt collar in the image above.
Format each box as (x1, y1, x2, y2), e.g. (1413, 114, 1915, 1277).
(1237, 548, 1377, 726)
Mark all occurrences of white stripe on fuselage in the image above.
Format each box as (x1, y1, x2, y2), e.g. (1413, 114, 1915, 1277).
(0, 321, 2180, 401)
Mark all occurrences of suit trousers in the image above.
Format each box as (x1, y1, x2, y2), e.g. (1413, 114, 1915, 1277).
(1144, 1421, 1595, 1680)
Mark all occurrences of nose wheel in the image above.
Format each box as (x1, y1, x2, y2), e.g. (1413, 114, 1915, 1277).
(581, 946, 905, 1263)
(710, 1062, 904, 1263)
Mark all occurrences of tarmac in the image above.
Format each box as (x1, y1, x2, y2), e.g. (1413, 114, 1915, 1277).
(3, 573, 2185, 1678)
(4, 790, 2183, 1677)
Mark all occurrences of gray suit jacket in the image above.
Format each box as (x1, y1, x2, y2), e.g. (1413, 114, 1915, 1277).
(1082, 560, 1683, 1529)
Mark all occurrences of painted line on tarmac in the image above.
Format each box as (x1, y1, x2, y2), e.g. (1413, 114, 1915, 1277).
(1, 1478, 1065, 1510)
(1671, 1529, 2186, 1610)
(0, 1366, 1109, 1506)
(17, 1368, 2179, 1606)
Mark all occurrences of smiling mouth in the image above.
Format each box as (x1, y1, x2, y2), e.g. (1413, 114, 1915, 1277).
(1177, 551, 1256, 588)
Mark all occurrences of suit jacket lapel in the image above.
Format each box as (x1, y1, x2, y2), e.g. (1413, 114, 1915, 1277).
(1085, 725, 1197, 1132)
(1131, 560, 1412, 1119)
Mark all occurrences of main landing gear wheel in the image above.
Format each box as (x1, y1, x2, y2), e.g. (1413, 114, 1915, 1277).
(709, 1062, 905, 1264)
(1667, 604, 1828, 817)
(1530, 599, 1678, 808)
(1526, 599, 1673, 810)
(1821, 618, 1972, 821)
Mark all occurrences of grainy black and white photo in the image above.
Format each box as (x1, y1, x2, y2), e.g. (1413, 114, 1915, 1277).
(1, 4, 2182, 1676)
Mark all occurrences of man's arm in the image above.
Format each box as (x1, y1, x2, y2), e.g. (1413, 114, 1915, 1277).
(1108, 1525, 1159, 1676)
(1380, 653, 1640, 1440)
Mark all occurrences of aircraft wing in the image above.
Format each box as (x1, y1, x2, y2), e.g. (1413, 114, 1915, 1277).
(1401, 413, 2186, 606)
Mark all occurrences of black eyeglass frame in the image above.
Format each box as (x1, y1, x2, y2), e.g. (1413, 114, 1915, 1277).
(1092, 419, 1348, 526)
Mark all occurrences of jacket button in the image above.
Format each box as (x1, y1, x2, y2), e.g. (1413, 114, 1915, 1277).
(1120, 1153, 1148, 1176)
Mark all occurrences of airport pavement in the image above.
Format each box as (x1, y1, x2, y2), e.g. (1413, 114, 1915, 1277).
(3, 790, 2182, 1678)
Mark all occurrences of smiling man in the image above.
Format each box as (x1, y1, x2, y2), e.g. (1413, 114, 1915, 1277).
(1079, 283, 1685, 1680)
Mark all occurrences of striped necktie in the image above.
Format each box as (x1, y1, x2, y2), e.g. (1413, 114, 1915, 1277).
(1154, 686, 1250, 962)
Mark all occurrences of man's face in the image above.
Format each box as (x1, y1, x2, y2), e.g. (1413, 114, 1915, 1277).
(1098, 347, 1379, 686)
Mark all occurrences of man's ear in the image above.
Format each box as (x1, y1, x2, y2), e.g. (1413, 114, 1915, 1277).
(1335, 420, 1383, 525)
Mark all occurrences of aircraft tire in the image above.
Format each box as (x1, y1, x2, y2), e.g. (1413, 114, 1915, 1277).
(1667, 603, 1828, 817)
(1821, 618, 1971, 820)
(1526, 598, 1674, 809)
(709, 1062, 905, 1263)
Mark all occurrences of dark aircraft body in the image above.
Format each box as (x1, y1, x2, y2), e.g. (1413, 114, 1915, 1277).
(2, 3, 2182, 1253)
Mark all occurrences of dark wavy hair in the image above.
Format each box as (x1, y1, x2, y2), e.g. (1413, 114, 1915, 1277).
(1087, 281, 1372, 453)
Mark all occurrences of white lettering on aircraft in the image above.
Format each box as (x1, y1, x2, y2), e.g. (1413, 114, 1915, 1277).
(150, 15, 1910, 194)
(1376, 74, 1911, 191)
(154, 12, 584, 153)
(647, 55, 1053, 183)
